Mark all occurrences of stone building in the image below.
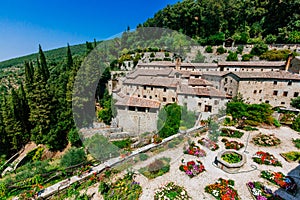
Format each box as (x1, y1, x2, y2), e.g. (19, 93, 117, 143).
(218, 61, 285, 72)
(113, 65, 228, 133)
(203, 70, 300, 108)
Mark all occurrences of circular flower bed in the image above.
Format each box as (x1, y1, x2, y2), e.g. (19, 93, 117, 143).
(205, 178, 240, 200)
(247, 181, 284, 200)
(221, 152, 242, 164)
(154, 182, 191, 200)
(183, 142, 206, 157)
(179, 160, 205, 178)
(198, 138, 219, 151)
(261, 170, 297, 195)
(252, 151, 282, 167)
(252, 134, 281, 147)
(221, 139, 244, 150)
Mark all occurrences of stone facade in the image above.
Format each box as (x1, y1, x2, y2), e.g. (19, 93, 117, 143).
(203, 70, 300, 108)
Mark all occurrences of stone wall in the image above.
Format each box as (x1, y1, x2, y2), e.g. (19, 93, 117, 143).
(116, 108, 158, 133)
(238, 79, 300, 107)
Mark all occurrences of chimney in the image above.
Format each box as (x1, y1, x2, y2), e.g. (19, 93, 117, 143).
(285, 53, 293, 72)
(176, 57, 181, 70)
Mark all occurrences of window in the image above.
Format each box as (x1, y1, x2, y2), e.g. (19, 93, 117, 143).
(253, 90, 257, 94)
(155, 95, 158, 98)
(288, 81, 292, 86)
(261, 69, 263, 71)
(230, 80, 233, 83)
(227, 68, 229, 71)
(198, 102, 202, 107)
(129, 106, 135, 111)
(163, 97, 167, 102)
(163, 88, 167, 92)
(224, 88, 228, 92)
(225, 78, 228, 82)
(195, 75, 199, 78)
(137, 107, 146, 112)
(172, 97, 175, 102)
(265, 100, 270, 103)
(216, 86, 218, 89)
(283, 91, 288, 97)
(143, 86, 146, 90)
(259, 99, 262, 102)
(281, 102, 285, 105)
(273, 90, 278, 96)
(273, 81, 277, 85)
(204, 105, 212, 112)
(143, 95, 146, 98)
(149, 96, 152, 99)
(235, 69, 237, 71)
(294, 92, 299, 97)
(151, 87, 153, 90)
(138, 95, 140, 97)
(259, 90, 262, 93)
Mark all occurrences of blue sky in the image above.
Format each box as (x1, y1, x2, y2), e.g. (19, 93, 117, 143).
(0, 0, 179, 61)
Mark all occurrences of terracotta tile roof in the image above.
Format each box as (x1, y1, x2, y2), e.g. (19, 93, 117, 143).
(178, 84, 227, 98)
(115, 96, 160, 108)
(218, 61, 285, 67)
(180, 63, 218, 68)
(202, 71, 230, 77)
(124, 75, 180, 88)
(188, 78, 213, 86)
(126, 68, 173, 78)
(228, 71, 300, 80)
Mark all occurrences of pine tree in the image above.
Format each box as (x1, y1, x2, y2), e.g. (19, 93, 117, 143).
(18, 83, 31, 135)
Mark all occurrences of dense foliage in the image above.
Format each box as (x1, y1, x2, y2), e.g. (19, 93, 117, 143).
(142, 0, 300, 44)
(157, 103, 181, 138)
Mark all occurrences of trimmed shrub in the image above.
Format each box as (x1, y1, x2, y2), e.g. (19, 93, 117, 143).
(205, 46, 213, 53)
(216, 46, 227, 54)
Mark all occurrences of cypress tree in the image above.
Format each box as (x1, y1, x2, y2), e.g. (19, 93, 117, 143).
(66, 43, 73, 70)
(39, 45, 50, 81)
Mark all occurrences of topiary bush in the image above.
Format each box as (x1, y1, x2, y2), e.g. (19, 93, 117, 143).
(216, 46, 227, 54)
(250, 43, 268, 56)
(205, 46, 213, 53)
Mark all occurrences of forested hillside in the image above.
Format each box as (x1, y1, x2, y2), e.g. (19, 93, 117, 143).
(141, 0, 300, 44)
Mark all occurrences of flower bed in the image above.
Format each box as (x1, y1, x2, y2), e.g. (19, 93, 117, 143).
(100, 172, 142, 200)
(221, 128, 244, 138)
(221, 152, 242, 164)
(154, 182, 191, 200)
(221, 139, 244, 150)
(205, 178, 240, 200)
(184, 142, 206, 157)
(247, 181, 284, 200)
(198, 138, 219, 151)
(139, 157, 170, 179)
(252, 151, 282, 167)
(252, 134, 281, 147)
(292, 138, 300, 149)
(280, 151, 300, 162)
(179, 160, 205, 178)
(261, 170, 297, 195)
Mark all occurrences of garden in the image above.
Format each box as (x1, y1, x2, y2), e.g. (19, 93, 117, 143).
(280, 151, 300, 162)
(198, 138, 219, 151)
(138, 157, 170, 179)
(252, 134, 281, 147)
(99, 172, 142, 200)
(154, 182, 191, 200)
(205, 178, 240, 200)
(247, 181, 284, 200)
(221, 139, 244, 150)
(179, 160, 205, 178)
(183, 142, 206, 157)
(252, 151, 282, 167)
(221, 152, 242, 164)
(261, 170, 297, 195)
(220, 128, 244, 138)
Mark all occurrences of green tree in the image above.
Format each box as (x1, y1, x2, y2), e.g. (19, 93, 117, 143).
(38, 45, 50, 81)
(192, 50, 205, 63)
(226, 51, 238, 61)
(60, 147, 87, 167)
(158, 103, 181, 138)
(291, 97, 300, 109)
(250, 43, 268, 56)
